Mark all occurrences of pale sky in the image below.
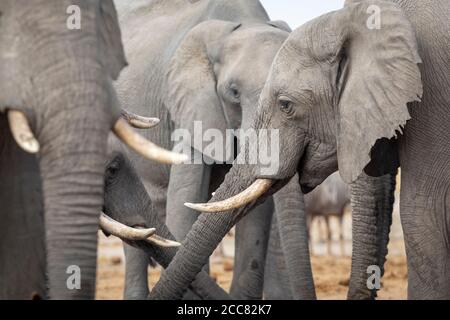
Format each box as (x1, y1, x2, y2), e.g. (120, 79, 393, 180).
(261, 0, 345, 30)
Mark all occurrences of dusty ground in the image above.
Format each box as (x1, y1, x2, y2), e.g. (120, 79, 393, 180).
(96, 202, 407, 300)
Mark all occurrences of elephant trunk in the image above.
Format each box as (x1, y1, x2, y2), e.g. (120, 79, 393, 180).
(347, 171, 396, 300)
(38, 82, 113, 299)
(272, 174, 316, 299)
(103, 161, 230, 300)
(126, 207, 230, 300)
(148, 163, 277, 299)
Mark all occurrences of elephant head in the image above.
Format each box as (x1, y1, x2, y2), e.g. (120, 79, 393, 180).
(100, 147, 230, 300)
(166, 19, 290, 162)
(0, 0, 183, 299)
(148, 0, 423, 299)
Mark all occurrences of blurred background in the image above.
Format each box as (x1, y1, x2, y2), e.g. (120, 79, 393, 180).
(261, 0, 345, 29)
(95, 1, 407, 300)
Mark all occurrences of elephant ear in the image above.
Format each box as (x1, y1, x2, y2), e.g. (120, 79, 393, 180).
(320, 1, 422, 183)
(267, 20, 292, 32)
(166, 20, 241, 162)
(98, 0, 127, 80)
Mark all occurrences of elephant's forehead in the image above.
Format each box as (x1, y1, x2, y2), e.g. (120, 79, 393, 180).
(224, 24, 289, 49)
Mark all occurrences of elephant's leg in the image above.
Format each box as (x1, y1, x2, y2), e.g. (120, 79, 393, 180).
(347, 172, 396, 300)
(400, 175, 450, 299)
(230, 197, 273, 300)
(339, 215, 345, 256)
(166, 148, 211, 270)
(263, 214, 293, 300)
(123, 243, 150, 300)
(325, 216, 332, 255)
(267, 173, 316, 300)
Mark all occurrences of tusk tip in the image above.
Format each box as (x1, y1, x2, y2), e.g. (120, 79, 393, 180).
(146, 235, 181, 248)
(144, 227, 157, 237)
(173, 153, 189, 165)
(23, 140, 40, 154)
(166, 241, 181, 248)
(184, 202, 215, 212)
(7, 110, 40, 154)
(184, 202, 197, 210)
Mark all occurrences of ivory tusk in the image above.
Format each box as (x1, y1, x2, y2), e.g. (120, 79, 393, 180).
(7, 110, 40, 154)
(145, 235, 181, 248)
(121, 109, 160, 129)
(99, 213, 156, 240)
(99, 213, 180, 248)
(185, 179, 274, 213)
(113, 118, 188, 164)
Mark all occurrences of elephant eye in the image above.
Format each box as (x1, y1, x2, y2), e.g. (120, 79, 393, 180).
(279, 99, 294, 115)
(231, 87, 239, 98)
(227, 84, 240, 103)
(106, 161, 120, 181)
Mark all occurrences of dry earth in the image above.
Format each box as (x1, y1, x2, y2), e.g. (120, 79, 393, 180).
(96, 203, 407, 300)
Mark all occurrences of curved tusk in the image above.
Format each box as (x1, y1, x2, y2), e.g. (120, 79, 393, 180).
(7, 110, 40, 154)
(99, 213, 180, 248)
(185, 179, 274, 213)
(113, 118, 188, 164)
(146, 235, 181, 248)
(99, 213, 156, 240)
(121, 109, 160, 129)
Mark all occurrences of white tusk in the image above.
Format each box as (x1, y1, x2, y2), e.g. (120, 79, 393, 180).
(99, 213, 180, 248)
(185, 179, 274, 213)
(113, 118, 188, 165)
(99, 213, 156, 240)
(146, 235, 181, 248)
(121, 109, 160, 129)
(7, 110, 40, 154)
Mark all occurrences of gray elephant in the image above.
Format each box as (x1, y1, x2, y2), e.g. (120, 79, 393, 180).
(0, 0, 180, 299)
(0, 116, 45, 299)
(264, 172, 350, 299)
(148, 0, 450, 300)
(101, 146, 231, 300)
(304, 172, 350, 255)
(112, 0, 294, 299)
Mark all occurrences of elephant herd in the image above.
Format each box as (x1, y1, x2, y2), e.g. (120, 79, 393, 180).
(0, 0, 449, 300)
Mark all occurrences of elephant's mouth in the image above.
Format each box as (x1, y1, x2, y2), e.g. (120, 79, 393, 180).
(184, 139, 308, 213)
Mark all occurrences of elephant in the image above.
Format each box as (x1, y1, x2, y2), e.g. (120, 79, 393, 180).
(147, 0, 450, 300)
(111, 0, 295, 299)
(0, 115, 46, 299)
(304, 172, 350, 255)
(264, 172, 350, 299)
(101, 144, 231, 300)
(0, 0, 182, 299)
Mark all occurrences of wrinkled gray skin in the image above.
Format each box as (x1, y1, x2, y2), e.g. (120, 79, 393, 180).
(103, 146, 230, 300)
(113, 0, 291, 299)
(0, 0, 126, 299)
(264, 172, 350, 299)
(149, 0, 450, 300)
(263, 174, 315, 300)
